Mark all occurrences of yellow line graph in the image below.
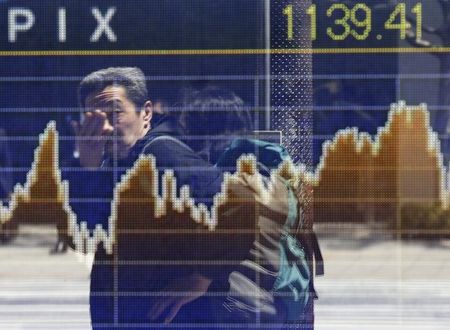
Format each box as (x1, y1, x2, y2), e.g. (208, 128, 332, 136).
(0, 123, 296, 254)
(1, 101, 448, 249)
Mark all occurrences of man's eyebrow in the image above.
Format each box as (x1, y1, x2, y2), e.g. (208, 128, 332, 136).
(106, 98, 124, 104)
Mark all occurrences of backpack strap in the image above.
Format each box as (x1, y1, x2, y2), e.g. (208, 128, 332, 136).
(293, 184, 324, 278)
(311, 232, 324, 276)
(299, 231, 324, 276)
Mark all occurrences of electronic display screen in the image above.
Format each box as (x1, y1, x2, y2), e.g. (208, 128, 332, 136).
(0, 1, 449, 329)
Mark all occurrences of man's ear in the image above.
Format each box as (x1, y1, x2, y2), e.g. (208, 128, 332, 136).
(142, 100, 152, 124)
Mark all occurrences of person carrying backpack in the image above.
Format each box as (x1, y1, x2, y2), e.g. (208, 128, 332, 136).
(150, 87, 323, 328)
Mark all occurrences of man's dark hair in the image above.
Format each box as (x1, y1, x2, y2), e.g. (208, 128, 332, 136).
(181, 87, 253, 136)
(78, 67, 148, 109)
(181, 86, 254, 162)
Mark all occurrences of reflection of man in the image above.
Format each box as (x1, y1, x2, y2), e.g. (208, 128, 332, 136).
(74, 70, 150, 168)
(65, 67, 223, 327)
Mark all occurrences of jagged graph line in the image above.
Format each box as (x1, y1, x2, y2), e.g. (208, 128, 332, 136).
(0, 122, 297, 254)
(1, 101, 447, 250)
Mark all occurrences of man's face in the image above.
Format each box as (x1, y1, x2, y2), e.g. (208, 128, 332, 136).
(84, 85, 151, 159)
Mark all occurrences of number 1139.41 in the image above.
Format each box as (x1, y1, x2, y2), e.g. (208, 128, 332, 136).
(283, 3, 422, 42)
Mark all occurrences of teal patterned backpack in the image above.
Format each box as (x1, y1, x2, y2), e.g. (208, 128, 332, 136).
(215, 138, 323, 327)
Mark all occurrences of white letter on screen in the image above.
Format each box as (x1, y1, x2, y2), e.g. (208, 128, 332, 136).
(8, 8, 35, 43)
(90, 7, 117, 42)
(58, 8, 67, 42)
